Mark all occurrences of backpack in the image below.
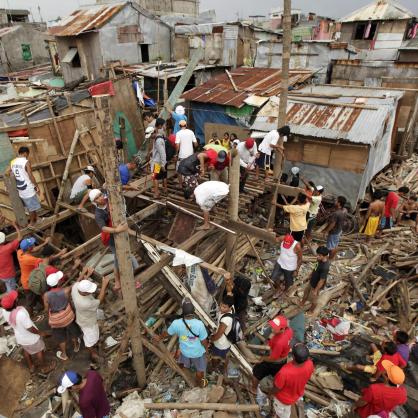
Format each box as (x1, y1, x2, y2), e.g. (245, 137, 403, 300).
(163, 136, 176, 162)
(28, 263, 47, 295)
(221, 313, 243, 344)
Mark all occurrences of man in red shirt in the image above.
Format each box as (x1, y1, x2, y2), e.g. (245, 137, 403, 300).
(0, 222, 21, 292)
(381, 187, 409, 230)
(272, 343, 314, 418)
(355, 360, 407, 418)
(251, 315, 293, 394)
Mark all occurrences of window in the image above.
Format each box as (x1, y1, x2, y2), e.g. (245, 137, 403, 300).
(140, 44, 149, 63)
(21, 44, 32, 61)
(117, 25, 143, 43)
(354, 21, 378, 40)
(62, 47, 81, 68)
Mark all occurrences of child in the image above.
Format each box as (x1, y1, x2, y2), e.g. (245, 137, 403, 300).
(394, 330, 410, 363)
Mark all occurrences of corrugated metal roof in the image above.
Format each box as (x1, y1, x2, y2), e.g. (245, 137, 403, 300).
(49, 3, 125, 37)
(251, 85, 404, 145)
(340, 0, 414, 22)
(182, 67, 313, 108)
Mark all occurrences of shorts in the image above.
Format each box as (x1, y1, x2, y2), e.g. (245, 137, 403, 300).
(271, 263, 294, 289)
(253, 361, 285, 381)
(69, 190, 87, 205)
(1, 277, 17, 292)
(291, 230, 304, 242)
(306, 216, 317, 234)
(153, 164, 168, 181)
(362, 215, 379, 236)
(179, 352, 207, 372)
(380, 216, 393, 230)
(21, 194, 41, 212)
(256, 152, 271, 169)
(21, 338, 45, 355)
(303, 284, 319, 304)
(51, 321, 80, 344)
(273, 398, 291, 418)
(211, 345, 230, 359)
(327, 232, 341, 250)
(79, 323, 100, 348)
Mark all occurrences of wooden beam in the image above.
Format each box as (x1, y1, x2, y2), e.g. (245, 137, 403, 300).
(3, 175, 28, 227)
(266, 183, 305, 197)
(223, 220, 277, 244)
(143, 403, 259, 412)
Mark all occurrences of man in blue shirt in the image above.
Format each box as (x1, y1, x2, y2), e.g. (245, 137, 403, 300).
(118, 162, 139, 191)
(154, 299, 208, 387)
(165, 104, 187, 134)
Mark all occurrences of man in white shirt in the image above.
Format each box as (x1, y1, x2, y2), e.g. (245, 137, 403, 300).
(175, 120, 198, 185)
(300, 178, 324, 241)
(69, 166, 96, 211)
(237, 138, 258, 192)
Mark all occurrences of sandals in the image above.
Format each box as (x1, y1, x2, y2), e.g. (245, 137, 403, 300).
(56, 351, 69, 361)
(200, 378, 209, 388)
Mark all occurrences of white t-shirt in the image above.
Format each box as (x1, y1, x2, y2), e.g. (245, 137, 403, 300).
(71, 283, 100, 329)
(70, 174, 91, 199)
(194, 181, 229, 211)
(237, 142, 258, 168)
(258, 130, 279, 156)
(2, 307, 40, 346)
(175, 129, 197, 159)
(10, 157, 36, 199)
(214, 313, 233, 350)
(309, 195, 322, 216)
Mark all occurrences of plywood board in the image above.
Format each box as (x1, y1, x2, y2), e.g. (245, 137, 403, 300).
(329, 145, 368, 173)
(302, 143, 331, 166)
(204, 122, 250, 144)
(285, 140, 303, 162)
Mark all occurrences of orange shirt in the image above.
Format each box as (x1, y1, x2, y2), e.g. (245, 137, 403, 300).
(17, 249, 42, 290)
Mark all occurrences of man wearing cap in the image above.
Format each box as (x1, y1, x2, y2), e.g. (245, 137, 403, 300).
(0, 221, 21, 292)
(251, 315, 293, 394)
(1, 290, 54, 373)
(57, 369, 110, 418)
(237, 138, 258, 193)
(272, 234, 303, 294)
(69, 166, 96, 210)
(355, 360, 407, 418)
(72, 272, 110, 362)
(154, 299, 208, 387)
(203, 142, 230, 182)
(271, 343, 314, 418)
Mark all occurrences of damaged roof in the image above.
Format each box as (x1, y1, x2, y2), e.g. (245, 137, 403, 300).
(340, 0, 414, 23)
(182, 67, 313, 108)
(49, 2, 126, 37)
(251, 85, 404, 145)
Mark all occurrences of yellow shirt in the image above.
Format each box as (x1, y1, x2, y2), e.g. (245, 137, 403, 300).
(283, 203, 310, 232)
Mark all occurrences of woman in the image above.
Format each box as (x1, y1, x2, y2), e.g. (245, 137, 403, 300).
(43, 271, 80, 361)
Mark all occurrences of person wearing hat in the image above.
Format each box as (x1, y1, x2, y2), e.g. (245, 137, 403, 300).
(289, 166, 300, 188)
(237, 138, 258, 193)
(354, 360, 407, 418)
(251, 315, 293, 394)
(69, 166, 96, 210)
(57, 369, 110, 417)
(44, 271, 81, 361)
(170, 104, 187, 134)
(0, 221, 21, 292)
(203, 142, 230, 182)
(1, 290, 55, 373)
(299, 178, 324, 241)
(154, 298, 208, 387)
(271, 343, 314, 418)
(323, 195, 347, 259)
(71, 270, 110, 362)
(89, 189, 130, 291)
(272, 234, 303, 295)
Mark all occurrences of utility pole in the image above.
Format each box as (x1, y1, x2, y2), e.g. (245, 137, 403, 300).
(94, 96, 146, 388)
(225, 149, 240, 272)
(267, 0, 292, 229)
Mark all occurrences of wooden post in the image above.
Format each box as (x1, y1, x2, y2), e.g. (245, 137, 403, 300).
(226, 149, 240, 271)
(4, 175, 28, 227)
(94, 95, 146, 388)
(267, 0, 292, 229)
(46, 95, 66, 155)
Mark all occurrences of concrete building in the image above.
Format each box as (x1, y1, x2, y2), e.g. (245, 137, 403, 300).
(339, 0, 416, 60)
(50, 2, 171, 86)
(0, 9, 29, 26)
(0, 26, 52, 73)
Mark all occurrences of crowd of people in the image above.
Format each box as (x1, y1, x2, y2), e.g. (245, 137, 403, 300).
(0, 109, 416, 418)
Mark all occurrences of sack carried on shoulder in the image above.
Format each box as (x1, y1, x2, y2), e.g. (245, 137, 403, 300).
(49, 304, 75, 328)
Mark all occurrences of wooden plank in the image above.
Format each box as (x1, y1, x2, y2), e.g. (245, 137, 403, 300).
(223, 220, 277, 244)
(329, 145, 368, 173)
(303, 143, 331, 166)
(3, 175, 28, 227)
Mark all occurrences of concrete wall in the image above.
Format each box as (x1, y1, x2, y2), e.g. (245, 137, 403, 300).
(0, 25, 51, 72)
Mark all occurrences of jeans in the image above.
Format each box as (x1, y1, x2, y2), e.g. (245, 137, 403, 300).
(2, 277, 17, 292)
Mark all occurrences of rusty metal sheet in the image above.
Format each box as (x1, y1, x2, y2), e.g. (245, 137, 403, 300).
(340, 0, 413, 22)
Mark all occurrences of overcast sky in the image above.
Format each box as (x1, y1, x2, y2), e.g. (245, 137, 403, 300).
(6, 0, 418, 23)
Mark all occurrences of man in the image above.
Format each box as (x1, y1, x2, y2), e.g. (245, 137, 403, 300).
(224, 272, 251, 332)
(237, 138, 258, 193)
(0, 221, 21, 292)
(203, 143, 230, 182)
(362, 190, 385, 241)
(175, 120, 197, 165)
(324, 196, 347, 259)
(69, 166, 96, 210)
(1, 290, 54, 373)
(150, 127, 167, 199)
(300, 179, 324, 241)
(289, 167, 300, 188)
(398, 193, 417, 224)
(118, 161, 139, 192)
(7, 146, 42, 225)
(300, 246, 330, 314)
(154, 299, 208, 387)
(58, 370, 110, 418)
(272, 234, 302, 294)
(169, 105, 187, 134)
(144, 112, 156, 128)
(354, 360, 407, 418)
(273, 193, 310, 242)
(72, 274, 110, 362)
(89, 189, 130, 291)
(382, 186, 409, 230)
(194, 181, 229, 230)
(251, 315, 293, 394)
(271, 343, 314, 418)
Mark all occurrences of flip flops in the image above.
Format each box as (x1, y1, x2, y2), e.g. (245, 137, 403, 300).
(73, 338, 81, 353)
(56, 351, 68, 361)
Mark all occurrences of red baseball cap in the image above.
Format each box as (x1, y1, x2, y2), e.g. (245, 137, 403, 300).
(1, 290, 18, 309)
(269, 315, 288, 331)
(282, 234, 295, 249)
(245, 138, 255, 149)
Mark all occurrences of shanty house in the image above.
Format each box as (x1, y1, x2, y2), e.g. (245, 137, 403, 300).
(50, 2, 171, 86)
(339, 0, 416, 60)
(251, 85, 404, 207)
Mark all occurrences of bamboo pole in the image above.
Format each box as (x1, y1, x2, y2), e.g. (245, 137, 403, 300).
(46, 95, 66, 155)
